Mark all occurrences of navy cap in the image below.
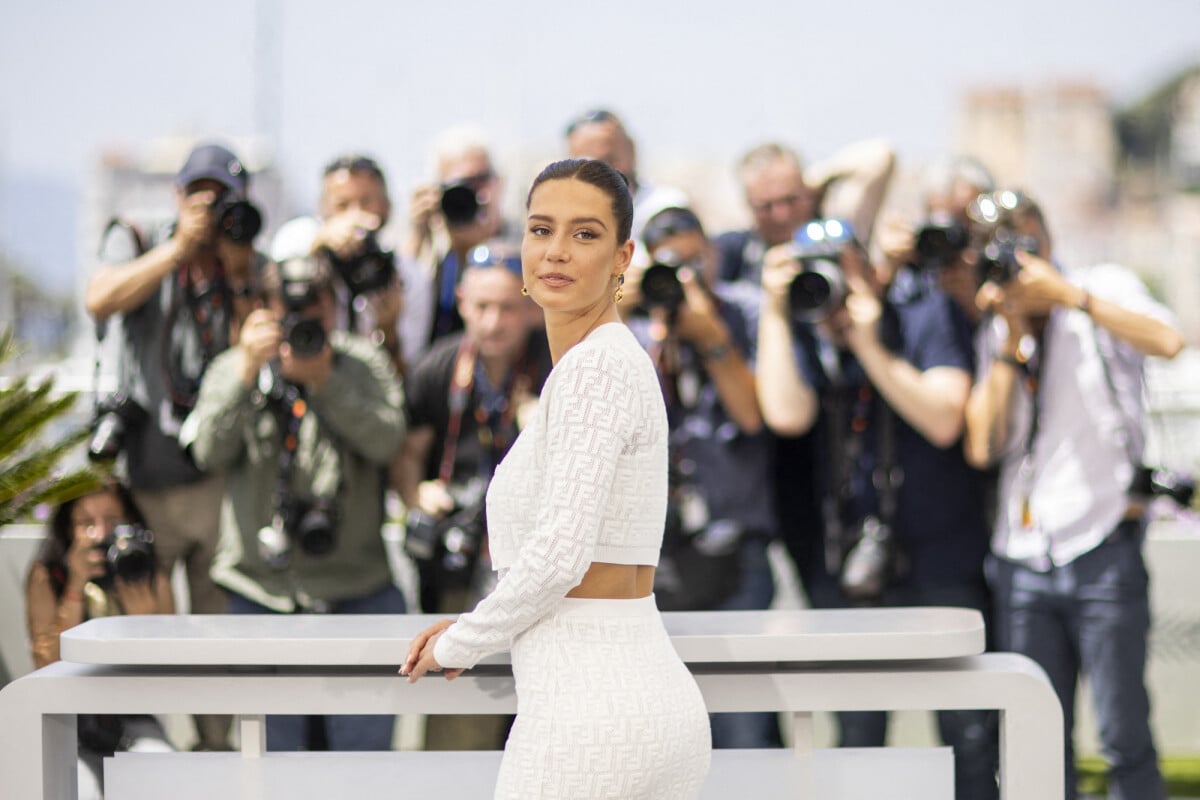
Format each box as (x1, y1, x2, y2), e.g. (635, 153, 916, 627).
(176, 144, 249, 194)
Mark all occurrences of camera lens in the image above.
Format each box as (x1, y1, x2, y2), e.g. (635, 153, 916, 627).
(104, 524, 157, 584)
(440, 184, 480, 227)
(285, 317, 327, 358)
(640, 262, 685, 311)
(787, 260, 846, 324)
(214, 197, 263, 244)
(296, 506, 336, 557)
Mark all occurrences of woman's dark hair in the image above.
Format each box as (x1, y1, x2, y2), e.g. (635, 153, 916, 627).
(38, 483, 146, 595)
(526, 158, 634, 244)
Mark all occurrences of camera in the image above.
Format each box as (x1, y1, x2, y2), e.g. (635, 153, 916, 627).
(440, 182, 482, 227)
(94, 523, 157, 588)
(211, 190, 263, 245)
(87, 392, 148, 463)
(278, 257, 328, 358)
(787, 219, 855, 325)
(326, 232, 397, 297)
(1130, 466, 1196, 508)
(839, 515, 893, 601)
(976, 229, 1039, 287)
(639, 251, 687, 313)
(257, 496, 339, 568)
(912, 212, 970, 269)
(403, 479, 488, 583)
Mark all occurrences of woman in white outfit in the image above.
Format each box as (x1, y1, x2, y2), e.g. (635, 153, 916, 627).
(402, 158, 712, 799)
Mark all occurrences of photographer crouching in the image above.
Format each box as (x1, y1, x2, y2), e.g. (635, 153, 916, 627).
(179, 255, 405, 752)
(755, 219, 1000, 798)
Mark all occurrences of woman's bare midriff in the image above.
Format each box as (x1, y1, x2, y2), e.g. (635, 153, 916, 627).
(566, 562, 656, 599)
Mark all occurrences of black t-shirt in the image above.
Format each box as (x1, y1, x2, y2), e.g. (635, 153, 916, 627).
(405, 329, 552, 486)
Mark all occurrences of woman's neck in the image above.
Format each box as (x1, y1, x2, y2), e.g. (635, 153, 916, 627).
(545, 304, 621, 364)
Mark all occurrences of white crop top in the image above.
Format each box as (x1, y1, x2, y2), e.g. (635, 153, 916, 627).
(433, 322, 669, 670)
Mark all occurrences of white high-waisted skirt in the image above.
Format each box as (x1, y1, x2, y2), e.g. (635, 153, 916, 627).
(495, 594, 712, 799)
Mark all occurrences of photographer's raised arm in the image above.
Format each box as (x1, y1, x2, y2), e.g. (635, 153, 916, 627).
(756, 245, 818, 435)
(675, 270, 762, 434)
(86, 191, 214, 321)
(805, 139, 896, 244)
(1010, 253, 1184, 359)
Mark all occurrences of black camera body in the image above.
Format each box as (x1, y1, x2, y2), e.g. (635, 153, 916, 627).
(284, 495, 338, 557)
(1131, 466, 1196, 508)
(640, 256, 687, 313)
(912, 213, 970, 269)
(94, 524, 157, 588)
(440, 182, 482, 227)
(278, 257, 328, 358)
(212, 191, 264, 245)
(327, 232, 397, 297)
(87, 392, 148, 463)
(403, 479, 488, 583)
(788, 219, 855, 325)
(257, 495, 339, 569)
(976, 229, 1040, 287)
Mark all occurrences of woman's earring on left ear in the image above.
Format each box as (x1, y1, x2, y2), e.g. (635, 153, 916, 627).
(613, 274, 625, 304)
(521, 285, 529, 296)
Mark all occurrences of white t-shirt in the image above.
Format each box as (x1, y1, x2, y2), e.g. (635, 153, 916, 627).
(977, 263, 1176, 570)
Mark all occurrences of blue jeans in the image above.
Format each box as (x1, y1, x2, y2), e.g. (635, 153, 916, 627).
(710, 536, 785, 749)
(226, 583, 407, 751)
(987, 522, 1164, 800)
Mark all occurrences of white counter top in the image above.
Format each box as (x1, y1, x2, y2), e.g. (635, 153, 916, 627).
(60, 607, 984, 666)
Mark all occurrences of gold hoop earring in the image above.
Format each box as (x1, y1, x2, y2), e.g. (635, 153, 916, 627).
(612, 273, 625, 304)
(521, 285, 529, 296)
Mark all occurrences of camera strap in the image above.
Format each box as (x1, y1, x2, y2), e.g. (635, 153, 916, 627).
(92, 219, 150, 414)
(1088, 315, 1144, 471)
(440, 336, 529, 483)
(160, 255, 231, 414)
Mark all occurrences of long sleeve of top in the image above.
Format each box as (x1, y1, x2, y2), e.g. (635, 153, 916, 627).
(433, 323, 668, 670)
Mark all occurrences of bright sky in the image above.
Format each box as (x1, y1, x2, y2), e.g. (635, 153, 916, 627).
(2, 0, 1198, 291)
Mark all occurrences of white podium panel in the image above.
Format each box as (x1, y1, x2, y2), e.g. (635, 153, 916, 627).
(104, 747, 953, 800)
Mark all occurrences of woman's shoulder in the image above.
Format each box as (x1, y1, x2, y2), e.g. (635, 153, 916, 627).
(556, 323, 654, 382)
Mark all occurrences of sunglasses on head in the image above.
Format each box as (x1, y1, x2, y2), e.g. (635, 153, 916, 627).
(564, 109, 619, 138)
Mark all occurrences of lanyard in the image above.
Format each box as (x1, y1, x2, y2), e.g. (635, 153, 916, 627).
(439, 337, 529, 483)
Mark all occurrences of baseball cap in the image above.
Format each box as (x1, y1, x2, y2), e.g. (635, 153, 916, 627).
(176, 144, 249, 194)
(642, 206, 705, 252)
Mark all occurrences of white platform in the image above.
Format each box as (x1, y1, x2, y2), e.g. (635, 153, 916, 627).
(59, 607, 986, 666)
(104, 747, 954, 800)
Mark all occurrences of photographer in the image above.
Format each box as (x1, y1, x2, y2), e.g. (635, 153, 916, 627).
(180, 255, 405, 751)
(626, 206, 779, 749)
(393, 243, 550, 749)
(271, 153, 431, 374)
(756, 223, 999, 798)
(83, 142, 267, 750)
(403, 128, 509, 347)
(25, 481, 174, 797)
(963, 190, 1184, 800)
(563, 107, 688, 266)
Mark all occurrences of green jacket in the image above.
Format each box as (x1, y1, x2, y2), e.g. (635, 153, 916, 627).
(182, 331, 405, 611)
